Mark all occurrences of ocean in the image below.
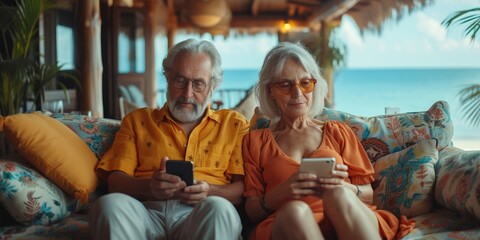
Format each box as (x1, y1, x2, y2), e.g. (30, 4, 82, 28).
(158, 68, 480, 147)
(332, 69, 480, 144)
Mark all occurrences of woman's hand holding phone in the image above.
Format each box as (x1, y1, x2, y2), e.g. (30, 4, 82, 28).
(298, 158, 349, 197)
(299, 157, 336, 178)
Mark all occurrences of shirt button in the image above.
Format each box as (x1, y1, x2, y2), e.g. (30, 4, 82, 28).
(184, 144, 187, 148)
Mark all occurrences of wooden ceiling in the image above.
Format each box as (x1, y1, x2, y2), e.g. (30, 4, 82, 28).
(165, 0, 360, 34)
(157, 0, 433, 36)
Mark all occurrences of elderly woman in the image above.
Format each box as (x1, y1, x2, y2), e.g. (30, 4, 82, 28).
(242, 42, 402, 240)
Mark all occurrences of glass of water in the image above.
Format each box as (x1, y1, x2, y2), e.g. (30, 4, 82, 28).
(43, 100, 64, 114)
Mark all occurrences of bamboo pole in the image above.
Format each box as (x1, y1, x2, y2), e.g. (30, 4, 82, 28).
(320, 21, 334, 108)
(145, 0, 158, 107)
(77, 0, 104, 117)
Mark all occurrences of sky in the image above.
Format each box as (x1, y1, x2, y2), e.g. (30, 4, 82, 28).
(172, 0, 480, 70)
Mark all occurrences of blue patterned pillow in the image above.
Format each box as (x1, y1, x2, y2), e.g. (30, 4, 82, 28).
(51, 113, 120, 159)
(435, 147, 480, 220)
(316, 101, 453, 162)
(372, 139, 438, 217)
(0, 155, 81, 226)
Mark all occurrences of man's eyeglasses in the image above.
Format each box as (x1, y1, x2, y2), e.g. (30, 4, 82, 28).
(271, 78, 317, 95)
(171, 74, 209, 93)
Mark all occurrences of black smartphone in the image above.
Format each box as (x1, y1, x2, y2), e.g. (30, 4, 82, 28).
(166, 160, 194, 186)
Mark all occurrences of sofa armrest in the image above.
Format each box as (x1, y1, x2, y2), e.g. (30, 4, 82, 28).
(435, 146, 480, 219)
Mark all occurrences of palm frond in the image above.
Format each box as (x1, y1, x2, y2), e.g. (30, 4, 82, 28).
(457, 84, 480, 128)
(0, 5, 17, 60)
(0, 58, 33, 115)
(28, 63, 80, 111)
(442, 8, 480, 42)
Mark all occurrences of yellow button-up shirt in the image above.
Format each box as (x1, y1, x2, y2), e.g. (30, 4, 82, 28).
(97, 105, 249, 185)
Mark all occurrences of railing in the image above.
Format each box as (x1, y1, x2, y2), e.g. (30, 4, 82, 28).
(156, 88, 251, 110)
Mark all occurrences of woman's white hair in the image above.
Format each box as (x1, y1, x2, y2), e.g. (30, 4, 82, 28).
(162, 38, 222, 89)
(255, 42, 328, 121)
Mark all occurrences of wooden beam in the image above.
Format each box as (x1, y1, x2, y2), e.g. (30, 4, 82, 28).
(287, 0, 323, 7)
(177, 14, 309, 29)
(166, 0, 176, 48)
(231, 15, 308, 28)
(251, 0, 260, 16)
(306, 0, 359, 26)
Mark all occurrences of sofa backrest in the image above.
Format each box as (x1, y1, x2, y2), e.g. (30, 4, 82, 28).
(52, 113, 121, 160)
(54, 101, 454, 165)
(252, 100, 453, 163)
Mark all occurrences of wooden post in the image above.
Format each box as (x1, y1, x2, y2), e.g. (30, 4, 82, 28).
(166, 0, 177, 49)
(145, 0, 158, 107)
(77, 0, 104, 117)
(320, 20, 334, 108)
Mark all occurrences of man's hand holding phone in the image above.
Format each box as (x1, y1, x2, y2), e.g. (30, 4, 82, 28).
(166, 160, 211, 204)
(166, 160, 194, 186)
(149, 157, 209, 204)
(149, 157, 188, 200)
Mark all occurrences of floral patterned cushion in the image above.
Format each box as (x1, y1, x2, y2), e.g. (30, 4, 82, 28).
(435, 146, 480, 220)
(0, 213, 89, 239)
(51, 113, 121, 159)
(404, 208, 480, 239)
(0, 155, 81, 226)
(315, 101, 453, 162)
(372, 139, 438, 218)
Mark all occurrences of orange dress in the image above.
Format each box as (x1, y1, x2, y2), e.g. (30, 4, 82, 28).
(243, 121, 401, 240)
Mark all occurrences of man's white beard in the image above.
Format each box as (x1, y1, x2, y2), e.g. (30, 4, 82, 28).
(167, 91, 210, 123)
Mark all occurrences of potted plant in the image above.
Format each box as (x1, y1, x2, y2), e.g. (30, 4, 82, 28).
(0, 0, 79, 116)
(442, 8, 480, 128)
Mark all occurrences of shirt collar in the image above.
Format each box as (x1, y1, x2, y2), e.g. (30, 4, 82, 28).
(155, 103, 221, 124)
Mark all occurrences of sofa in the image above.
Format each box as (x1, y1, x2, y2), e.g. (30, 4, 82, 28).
(0, 100, 479, 239)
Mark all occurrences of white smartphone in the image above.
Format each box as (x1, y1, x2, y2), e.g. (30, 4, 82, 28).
(299, 157, 336, 178)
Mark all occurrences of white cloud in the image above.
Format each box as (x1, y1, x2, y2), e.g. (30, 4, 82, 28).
(377, 40, 387, 53)
(416, 12, 446, 42)
(338, 17, 365, 49)
(213, 34, 277, 69)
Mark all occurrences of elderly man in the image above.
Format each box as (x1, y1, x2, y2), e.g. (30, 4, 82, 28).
(89, 38, 249, 240)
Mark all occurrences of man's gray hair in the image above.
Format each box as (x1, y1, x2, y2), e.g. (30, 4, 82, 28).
(162, 38, 223, 89)
(255, 41, 328, 121)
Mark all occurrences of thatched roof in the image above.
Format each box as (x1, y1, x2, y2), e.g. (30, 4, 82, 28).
(347, 0, 434, 34)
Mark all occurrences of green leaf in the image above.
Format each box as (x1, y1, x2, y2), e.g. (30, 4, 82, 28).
(442, 8, 480, 42)
(0, 0, 77, 116)
(457, 84, 480, 128)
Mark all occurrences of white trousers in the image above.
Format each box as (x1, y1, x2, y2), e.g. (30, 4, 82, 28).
(89, 193, 242, 240)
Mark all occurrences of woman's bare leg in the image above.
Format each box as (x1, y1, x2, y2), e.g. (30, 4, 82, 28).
(323, 187, 380, 240)
(271, 201, 323, 240)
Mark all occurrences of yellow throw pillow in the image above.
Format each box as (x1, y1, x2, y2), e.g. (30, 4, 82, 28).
(1, 112, 98, 203)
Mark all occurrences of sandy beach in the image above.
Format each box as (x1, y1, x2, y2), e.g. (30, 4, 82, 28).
(452, 139, 480, 151)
